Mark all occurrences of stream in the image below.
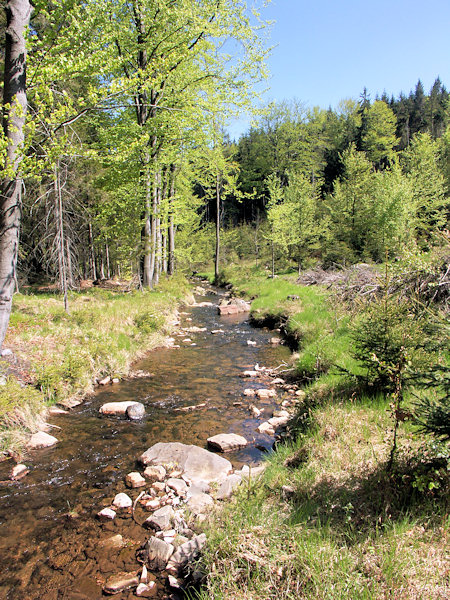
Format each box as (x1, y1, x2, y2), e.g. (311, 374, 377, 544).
(0, 285, 291, 599)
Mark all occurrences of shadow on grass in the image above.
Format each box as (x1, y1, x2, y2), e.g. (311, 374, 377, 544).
(287, 449, 449, 543)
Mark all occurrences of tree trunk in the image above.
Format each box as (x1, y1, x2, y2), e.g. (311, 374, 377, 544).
(167, 165, 176, 276)
(214, 171, 221, 282)
(0, 0, 31, 349)
(105, 240, 110, 279)
(54, 162, 69, 313)
(88, 221, 97, 280)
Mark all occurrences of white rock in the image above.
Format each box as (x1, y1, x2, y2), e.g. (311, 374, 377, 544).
(256, 388, 276, 399)
(99, 376, 111, 386)
(140, 565, 148, 583)
(166, 478, 188, 496)
(241, 370, 258, 378)
(144, 537, 174, 570)
(113, 492, 132, 509)
(247, 340, 257, 346)
(28, 431, 58, 449)
(97, 507, 116, 520)
(144, 465, 167, 482)
(1, 348, 13, 357)
(295, 389, 306, 399)
(186, 492, 214, 515)
(243, 388, 256, 397)
(136, 582, 157, 597)
(99, 401, 140, 416)
(10, 464, 29, 480)
(257, 422, 275, 435)
(125, 472, 146, 488)
(271, 378, 285, 385)
(216, 474, 242, 500)
(207, 433, 248, 452)
(249, 405, 262, 417)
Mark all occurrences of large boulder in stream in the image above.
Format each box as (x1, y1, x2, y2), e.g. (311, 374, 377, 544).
(207, 433, 248, 452)
(218, 298, 251, 315)
(99, 401, 145, 419)
(139, 442, 232, 484)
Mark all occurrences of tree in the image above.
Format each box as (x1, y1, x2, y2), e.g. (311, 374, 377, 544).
(0, 0, 32, 349)
(361, 100, 397, 166)
(401, 132, 449, 245)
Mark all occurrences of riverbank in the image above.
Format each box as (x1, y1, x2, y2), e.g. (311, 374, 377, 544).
(0, 275, 193, 456)
(197, 264, 449, 600)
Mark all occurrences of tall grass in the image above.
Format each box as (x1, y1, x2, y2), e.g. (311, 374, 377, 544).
(0, 275, 191, 454)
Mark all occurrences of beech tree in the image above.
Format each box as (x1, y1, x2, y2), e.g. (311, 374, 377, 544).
(0, 0, 32, 349)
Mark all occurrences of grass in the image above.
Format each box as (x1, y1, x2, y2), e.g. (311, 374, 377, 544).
(0, 275, 192, 455)
(194, 262, 449, 600)
(196, 394, 449, 600)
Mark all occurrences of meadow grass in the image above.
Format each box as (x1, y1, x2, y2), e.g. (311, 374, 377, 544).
(195, 263, 449, 600)
(0, 275, 192, 454)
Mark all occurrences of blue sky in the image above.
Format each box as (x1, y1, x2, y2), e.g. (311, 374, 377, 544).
(227, 0, 450, 139)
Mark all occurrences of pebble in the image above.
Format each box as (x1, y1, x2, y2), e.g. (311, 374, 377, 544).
(113, 492, 132, 509)
(125, 472, 146, 488)
(10, 464, 29, 480)
(97, 507, 116, 520)
(136, 582, 157, 597)
(144, 465, 166, 482)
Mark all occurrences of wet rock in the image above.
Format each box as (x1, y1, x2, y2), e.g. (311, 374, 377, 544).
(152, 481, 166, 492)
(271, 378, 285, 385)
(240, 370, 258, 378)
(243, 388, 256, 397)
(112, 493, 132, 509)
(168, 575, 183, 589)
(144, 505, 174, 531)
(28, 431, 58, 449)
(144, 537, 174, 570)
(125, 472, 146, 488)
(139, 442, 232, 485)
(256, 388, 276, 399)
(99, 534, 124, 549)
(166, 478, 188, 496)
(144, 499, 161, 511)
(249, 405, 262, 417)
(207, 433, 248, 452)
(216, 474, 242, 500)
(10, 464, 29, 480)
(100, 401, 141, 416)
(144, 465, 166, 482)
(269, 337, 281, 345)
(166, 534, 207, 575)
(48, 406, 68, 415)
(112, 378, 120, 384)
(186, 491, 214, 515)
(99, 376, 111, 386)
(103, 572, 139, 594)
(268, 416, 289, 428)
(247, 340, 257, 346)
(295, 389, 306, 399)
(97, 507, 116, 521)
(140, 565, 149, 583)
(136, 582, 157, 597)
(273, 409, 290, 418)
(257, 422, 275, 435)
(210, 329, 224, 334)
(126, 402, 146, 420)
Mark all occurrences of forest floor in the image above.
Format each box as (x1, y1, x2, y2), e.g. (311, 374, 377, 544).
(196, 264, 449, 600)
(0, 275, 193, 456)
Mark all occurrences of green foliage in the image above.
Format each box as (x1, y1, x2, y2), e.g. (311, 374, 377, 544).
(413, 366, 450, 440)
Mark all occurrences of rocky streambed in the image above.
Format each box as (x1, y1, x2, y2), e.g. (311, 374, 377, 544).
(0, 284, 304, 599)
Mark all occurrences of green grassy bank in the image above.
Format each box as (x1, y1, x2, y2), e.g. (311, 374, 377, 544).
(0, 276, 192, 455)
(197, 264, 449, 600)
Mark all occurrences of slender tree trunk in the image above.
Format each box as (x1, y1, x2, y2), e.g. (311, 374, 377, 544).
(214, 172, 221, 281)
(271, 240, 275, 278)
(0, 0, 31, 349)
(54, 162, 69, 313)
(167, 165, 176, 276)
(66, 237, 73, 288)
(88, 221, 97, 280)
(105, 240, 110, 279)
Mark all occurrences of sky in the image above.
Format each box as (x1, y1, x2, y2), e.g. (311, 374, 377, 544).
(227, 0, 450, 139)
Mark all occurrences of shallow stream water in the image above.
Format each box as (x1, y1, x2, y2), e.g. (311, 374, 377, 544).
(0, 286, 291, 599)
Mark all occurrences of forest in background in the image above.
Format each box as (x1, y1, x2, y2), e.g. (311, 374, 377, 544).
(1, 1, 448, 307)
